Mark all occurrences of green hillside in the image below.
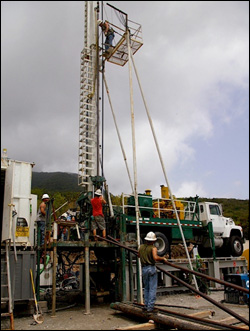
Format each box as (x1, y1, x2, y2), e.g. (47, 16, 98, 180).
(32, 171, 82, 192)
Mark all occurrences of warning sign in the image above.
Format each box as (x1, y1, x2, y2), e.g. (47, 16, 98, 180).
(15, 226, 29, 237)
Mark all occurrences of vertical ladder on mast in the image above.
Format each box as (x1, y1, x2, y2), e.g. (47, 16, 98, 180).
(1, 240, 14, 330)
(78, 1, 98, 189)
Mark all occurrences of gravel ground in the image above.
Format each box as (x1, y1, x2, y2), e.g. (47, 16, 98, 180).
(8, 290, 249, 330)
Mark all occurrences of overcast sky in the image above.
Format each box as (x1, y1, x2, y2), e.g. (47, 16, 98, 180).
(1, 1, 249, 199)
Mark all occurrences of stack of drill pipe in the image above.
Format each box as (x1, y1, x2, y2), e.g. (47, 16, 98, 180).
(103, 235, 249, 294)
(97, 235, 249, 327)
(133, 302, 247, 331)
(111, 302, 224, 330)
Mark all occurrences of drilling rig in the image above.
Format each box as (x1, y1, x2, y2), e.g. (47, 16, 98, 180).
(76, 1, 245, 307)
(77, 1, 145, 304)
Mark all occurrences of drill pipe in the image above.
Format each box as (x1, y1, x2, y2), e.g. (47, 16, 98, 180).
(134, 302, 247, 330)
(162, 260, 249, 294)
(111, 302, 217, 330)
(97, 235, 249, 326)
(157, 264, 247, 325)
(105, 235, 249, 293)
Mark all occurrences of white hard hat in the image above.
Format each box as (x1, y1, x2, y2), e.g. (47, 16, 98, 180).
(145, 232, 157, 241)
(42, 194, 50, 200)
(95, 189, 102, 196)
(97, 19, 102, 25)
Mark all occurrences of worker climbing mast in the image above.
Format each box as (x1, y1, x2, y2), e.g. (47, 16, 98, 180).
(78, 1, 100, 191)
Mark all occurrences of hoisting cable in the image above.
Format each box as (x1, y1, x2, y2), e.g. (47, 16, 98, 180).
(103, 74, 134, 192)
(101, 1, 105, 178)
(130, 52, 199, 292)
(96, 7, 101, 174)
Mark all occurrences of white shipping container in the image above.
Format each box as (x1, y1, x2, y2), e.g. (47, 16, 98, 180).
(1, 159, 37, 247)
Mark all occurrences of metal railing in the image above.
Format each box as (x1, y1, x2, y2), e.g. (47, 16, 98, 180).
(121, 193, 197, 221)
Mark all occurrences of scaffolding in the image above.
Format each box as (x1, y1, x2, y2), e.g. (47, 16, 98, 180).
(104, 20, 143, 66)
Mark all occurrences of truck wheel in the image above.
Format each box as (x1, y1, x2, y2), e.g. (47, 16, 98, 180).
(229, 236, 243, 256)
(154, 232, 169, 256)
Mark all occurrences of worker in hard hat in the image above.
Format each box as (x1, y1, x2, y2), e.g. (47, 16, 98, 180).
(138, 231, 169, 313)
(36, 194, 50, 246)
(91, 189, 107, 241)
(97, 19, 115, 52)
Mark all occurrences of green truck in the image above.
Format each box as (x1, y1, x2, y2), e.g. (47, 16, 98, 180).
(118, 185, 244, 258)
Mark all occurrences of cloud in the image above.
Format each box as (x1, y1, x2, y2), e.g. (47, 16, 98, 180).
(174, 181, 208, 198)
(1, 1, 249, 199)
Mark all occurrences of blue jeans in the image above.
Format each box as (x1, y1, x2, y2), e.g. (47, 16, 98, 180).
(37, 221, 45, 245)
(105, 33, 114, 51)
(142, 265, 157, 311)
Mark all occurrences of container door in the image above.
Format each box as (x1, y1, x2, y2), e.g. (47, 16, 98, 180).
(1, 162, 14, 241)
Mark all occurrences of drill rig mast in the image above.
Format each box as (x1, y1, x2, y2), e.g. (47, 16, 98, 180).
(78, 1, 101, 191)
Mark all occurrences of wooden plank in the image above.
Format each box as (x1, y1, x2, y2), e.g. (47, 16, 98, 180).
(219, 316, 238, 323)
(219, 315, 246, 324)
(234, 324, 249, 330)
(188, 310, 215, 318)
(116, 321, 156, 330)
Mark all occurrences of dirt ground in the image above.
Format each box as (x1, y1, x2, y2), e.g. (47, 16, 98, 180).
(9, 290, 249, 330)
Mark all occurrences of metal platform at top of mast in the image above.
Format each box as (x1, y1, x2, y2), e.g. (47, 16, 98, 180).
(103, 20, 143, 66)
(99, 2, 143, 66)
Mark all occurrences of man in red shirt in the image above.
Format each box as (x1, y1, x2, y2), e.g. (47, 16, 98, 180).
(91, 189, 107, 241)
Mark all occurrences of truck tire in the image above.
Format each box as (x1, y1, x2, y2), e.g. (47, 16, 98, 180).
(229, 236, 243, 256)
(155, 232, 169, 256)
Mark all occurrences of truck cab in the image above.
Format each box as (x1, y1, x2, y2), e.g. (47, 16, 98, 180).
(198, 202, 244, 257)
